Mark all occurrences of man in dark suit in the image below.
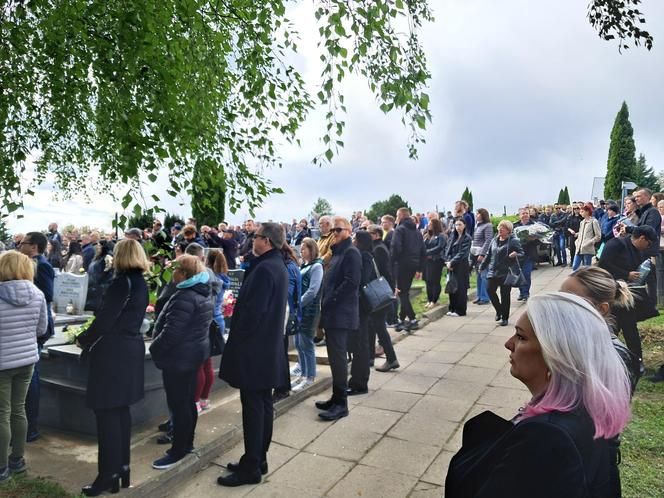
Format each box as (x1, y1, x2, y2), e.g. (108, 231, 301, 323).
(315, 216, 361, 421)
(18, 231, 54, 442)
(218, 222, 289, 487)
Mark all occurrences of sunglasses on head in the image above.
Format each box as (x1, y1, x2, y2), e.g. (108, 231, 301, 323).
(332, 227, 347, 234)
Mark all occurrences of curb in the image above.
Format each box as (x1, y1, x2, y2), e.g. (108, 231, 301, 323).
(126, 376, 333, 498)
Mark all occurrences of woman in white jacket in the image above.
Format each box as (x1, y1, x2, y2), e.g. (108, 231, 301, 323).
(0, 251, 47, 482)
(571, 202, 602, 271)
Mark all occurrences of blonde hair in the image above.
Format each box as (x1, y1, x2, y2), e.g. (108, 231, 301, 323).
(113, 239, 150, 272)
(332, 216, 352, 230)
(0, 251, 35, 282)
(497, 219, 514, 233)
(175, 254, 205, 280)
(570, 267, 634, 309)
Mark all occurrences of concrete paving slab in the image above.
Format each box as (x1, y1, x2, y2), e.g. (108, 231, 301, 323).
(213, 441, 299, 478)
(455, 324, 497, 334)
(443, 364, 500, 385)
(400, 361, 453, 378)
(471, 341, 510, 356)
(360, 436, 440, 478)
(168, 464, 256, 497)
(476, 386, 530, 408)
(381, 373, 439, 394)
(421, 450, 455, 486)
(367, 370, 399, 390)
(431, 341, 476, 353)
(271, 412, 331, 449)
(327, 463, 418, 498)
(305, 423, 383, 461)
(427, 378, 487, 402)
(332, 405, 403, 435)
(459, 352, 508, 370)
(409, 394, 475, 423)
(360, 389, 423, 413)
(395, 336, 444, 351)
(441, 331, 486, 344)
(418, 350, 468, 364)
(387, 412, 457, 447)
(490, 367, 529, 391)
(410, 481, 444, 497)
(267, 452, 353, 495)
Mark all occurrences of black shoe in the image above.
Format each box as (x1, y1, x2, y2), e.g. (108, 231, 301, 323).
(346, 387, 369, 396)
(395, 320, 406, 332)
(495, 314, 501, 322)
(315, 339, 326, 347)
(82, 474, 120, 496)
(315, 398, 334, 411)
(369, 359, 374, 367)
(648, 372, 664, 383)
(639, 361, 647, 378)
(227, 461, 268, 475)
(472, 299, 480, 304)
(272, 391, 290, 403)
(217, 472, 261, 487)
(26, 430, 40, 443)
(500, 319, 508, 327)
(158, 420, 172, 432)
(120, 466, 130, 488)
(318, 404, 349, 421)
(157, 433, 173, 445)
(516, 296, 525, 302)
(375, 360, 400, 372)
(406, 320, 419, 331)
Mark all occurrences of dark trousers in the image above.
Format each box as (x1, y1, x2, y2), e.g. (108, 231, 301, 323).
(368, 308, 397, 363)
(487, 278, 512, 320)
(646, 260, 657, 306)
(397, 263, 418, 321)
(324, 328, 350, 406)
(163, 369, 198, 458)
(239, 389, 273, 476)
(349, 314, 370, 390)
(448, 268, 469, 316)
(614, 308, 642, 360)
(386, 300, 398, 325)
(424, 259, 444, 303)
(553, 232, 567, 265)
(25, 346, 42, 434)
(567, 235, 576, 263)
(95, 406, 131, 477)
(274, 335, 291, 395)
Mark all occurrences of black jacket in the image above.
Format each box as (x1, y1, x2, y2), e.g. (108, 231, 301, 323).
(372, 239, 393, 288)
(424, 233, 447, 262)
(220, 237, 239, 269)
(219, 249, 289, 390)
(78, 269, 149, 410)
(566, 214, 582, 235)
(480, 235, 524, 280)
(549, 212, 568, 233)
(627, 203, 662, 257)
(391, 218, 426, 274)
(150, 279, 214, 372)
(445, 232, 472, 271)
(33, 254, 54, 344)
(446, 409, 619, 498)
(514, 220, 539, 262)
(320, 237, 361, 330)
(359, 250, 378, 314)
(598, 236, 645, 282)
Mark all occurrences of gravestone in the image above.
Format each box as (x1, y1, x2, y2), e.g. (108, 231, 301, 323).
(53, 272, 89, 315)
(228, 269, 245, 296)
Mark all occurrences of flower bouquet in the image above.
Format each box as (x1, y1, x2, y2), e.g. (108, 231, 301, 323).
(62, 316, 95, 344)
(222, 290, 236, 318)
(514, 222, 554, 244)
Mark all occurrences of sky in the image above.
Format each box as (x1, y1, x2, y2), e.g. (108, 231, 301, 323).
(8, 0, 664, 232)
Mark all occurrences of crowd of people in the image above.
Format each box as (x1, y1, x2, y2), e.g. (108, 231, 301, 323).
(0, 188, 663, 494)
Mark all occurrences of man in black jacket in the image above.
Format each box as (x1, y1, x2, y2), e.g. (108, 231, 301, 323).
(218, 223, 289, 486)
(549, 205, 568, 266)
(316, 216, 361, 421)
(391, 207, 425, 332)
(514, 208, 538, 301)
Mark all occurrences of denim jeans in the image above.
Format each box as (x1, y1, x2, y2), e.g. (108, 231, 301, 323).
(295, 332, 316, 378)
(476, 269, 490, 302)
(553, 232, 567, 265)
(518, 259, 534, 298)
(572, 254, 593, 271)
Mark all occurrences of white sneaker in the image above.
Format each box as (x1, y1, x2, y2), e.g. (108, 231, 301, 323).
(292, 379, 314, 393)
(290, 364, 302, 376)
(448, 312, 460, 317)
(196, 402, 203, 415)
(199, 399, 211, 411)
(446, 311, 453, 316)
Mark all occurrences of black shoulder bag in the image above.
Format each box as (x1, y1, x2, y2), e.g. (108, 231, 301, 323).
(362, 257, 397, 313)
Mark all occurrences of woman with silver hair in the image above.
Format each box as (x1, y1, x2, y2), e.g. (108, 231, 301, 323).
(446, 292, 631, 497)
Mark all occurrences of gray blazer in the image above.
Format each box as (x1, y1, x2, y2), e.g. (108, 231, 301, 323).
(0, 280, 48, 370)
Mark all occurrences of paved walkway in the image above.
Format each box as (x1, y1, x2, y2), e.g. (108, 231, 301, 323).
(170, 265, 569, 497)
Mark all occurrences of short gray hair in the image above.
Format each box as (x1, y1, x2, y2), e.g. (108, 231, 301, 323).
(185, 242, 205, 259)
(259, 222, 285, 250)
(319, 215, 332, 226)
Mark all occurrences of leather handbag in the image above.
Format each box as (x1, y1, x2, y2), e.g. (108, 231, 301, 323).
(629, 285, 659, 322)
(209, 320, 225, 356)
(362, 258, 396, 313)
(503, 265, 525, 288)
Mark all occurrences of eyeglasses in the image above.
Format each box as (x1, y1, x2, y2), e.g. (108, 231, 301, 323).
(332, 227, 348, 234)
(255, 234, 269, 241)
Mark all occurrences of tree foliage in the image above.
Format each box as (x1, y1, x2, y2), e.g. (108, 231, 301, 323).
(126, 212, 154, 230)
(0, 217, 9, 242)
(0, 0, 432, 221)
(365, 194, 409, 223)
(311, 197, 333, 218)
(587, 0, 653, 52)
(633, 153, 660, 193)
(191, 160, 226, 227)
(461, 187, 473, 211)
(163, 212, 185, 231)
(605, 102, 637, 200)
(557, 186, 571, 205)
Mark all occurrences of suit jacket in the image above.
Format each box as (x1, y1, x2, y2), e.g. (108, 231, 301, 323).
(446, 409, 619, 498)
(598, 236, 645, 282)
(219, 249, 289, 390)
(319, 237, 361, 330)
(33, 254, 54, 343)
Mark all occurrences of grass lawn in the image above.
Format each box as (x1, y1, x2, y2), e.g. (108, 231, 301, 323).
(411, 272, 478, 318)
(0, 474, 76, 498)
(621, 315, 664, 498)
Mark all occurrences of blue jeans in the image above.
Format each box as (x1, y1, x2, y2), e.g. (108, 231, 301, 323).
(476, 269, 490, 302)
(572, 254, 593, 271)
(518, 259, 534, 298)
(295, 332, 316, 378)
(553, 232, 567, 265)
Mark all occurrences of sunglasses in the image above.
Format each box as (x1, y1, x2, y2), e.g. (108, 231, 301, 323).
(332, 227, 348, 234)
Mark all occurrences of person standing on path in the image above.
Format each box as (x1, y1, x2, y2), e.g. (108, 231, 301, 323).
(445, 218, 472, 317)
(218, 223, 289, 486)
(316, 216, 361, 422)
(391, 207, 426, 332)
(471, 208, 493, 305)
(513, 208, 538, 301)
(423, 218, 447, 308)
(480, 220, 523, 326)
(571, 203, 601, 271)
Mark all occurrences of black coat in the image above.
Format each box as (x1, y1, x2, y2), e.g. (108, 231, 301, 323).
(480, 235, 524, 280)
(446, 409, 619, 498)
(359, 250, 378, 314)
(598, 237, 645, 282)
(219, 249, 289, 390)
(628, 203, 662, 257)
(78, 269, 148, 410)
(424, 233, 447, 262)
(320, 237, 362, 330)
(391, 218, 426, 274)
(372, 239, 393, 288)
(445, 232, 472, 271)
(149, 280, 214, 373)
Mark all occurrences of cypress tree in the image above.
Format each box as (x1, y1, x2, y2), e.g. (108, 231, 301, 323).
(633, 153, 660, 192)
(563, 186, 571, 205)
(461, 187, 473, 211)
(604, 102, 637, 200)
(557, 189, 565, 204)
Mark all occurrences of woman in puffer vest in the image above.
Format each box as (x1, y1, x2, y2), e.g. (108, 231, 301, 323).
(0, 251, 47, 482)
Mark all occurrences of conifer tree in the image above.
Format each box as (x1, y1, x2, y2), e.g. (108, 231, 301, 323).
(604, 102, 637, 199)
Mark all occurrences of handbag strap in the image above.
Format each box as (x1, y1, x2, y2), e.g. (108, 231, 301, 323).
(371, 257, 381, 279)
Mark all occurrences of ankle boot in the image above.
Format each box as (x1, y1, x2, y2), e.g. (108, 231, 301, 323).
(120, 465, 130, 488)
(82, 473, 120, 496)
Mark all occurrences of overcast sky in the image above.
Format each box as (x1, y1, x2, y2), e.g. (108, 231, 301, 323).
(9, 0, 664, 232)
